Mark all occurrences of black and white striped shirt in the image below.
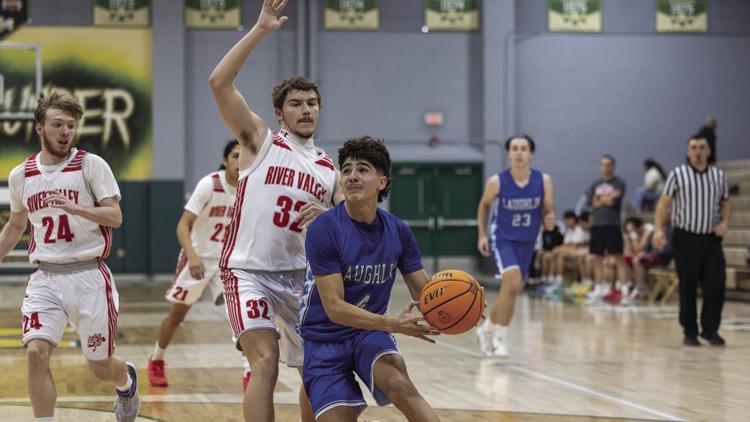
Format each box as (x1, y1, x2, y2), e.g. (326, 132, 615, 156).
(664, 164, 729, 234)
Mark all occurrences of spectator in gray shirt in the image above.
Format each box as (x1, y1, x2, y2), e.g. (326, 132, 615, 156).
(585, 154, 628, 303)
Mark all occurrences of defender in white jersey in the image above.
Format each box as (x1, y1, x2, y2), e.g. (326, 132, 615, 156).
(209, 2, 343, 421)
(147, 141, 243, 388)
(0, 92, 139, 421)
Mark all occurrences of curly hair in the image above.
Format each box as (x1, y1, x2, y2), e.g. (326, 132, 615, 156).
(338, 136, 391, 203)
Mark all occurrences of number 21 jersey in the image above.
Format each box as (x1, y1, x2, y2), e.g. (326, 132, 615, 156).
(220, 129, 337, 272)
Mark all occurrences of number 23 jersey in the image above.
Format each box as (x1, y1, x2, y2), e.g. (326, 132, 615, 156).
(220, 129, 337, 272)
(491, 168, 544, 244)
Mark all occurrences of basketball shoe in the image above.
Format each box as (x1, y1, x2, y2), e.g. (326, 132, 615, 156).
(492, 336, 509, 358)
(476, 322, 495, 357)
(147, 357, 168, 387)
(115, 362, 141, 422)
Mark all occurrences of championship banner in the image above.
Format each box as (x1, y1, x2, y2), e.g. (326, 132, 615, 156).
(0, 0, 29, 39)
(185, 0, 241, 29)
(656, 0, 708, 33)
(425, 0, 479, 31)
(94, 0, 151, 27)
(0, 27, 153, 180)
(324, 0, 379, 30)
(548, 0, 602, 32)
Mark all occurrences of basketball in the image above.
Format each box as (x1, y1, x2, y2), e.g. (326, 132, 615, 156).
(418, 269, 485, 335)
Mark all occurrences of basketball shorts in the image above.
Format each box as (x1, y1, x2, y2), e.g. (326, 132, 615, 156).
(491, 240, 536, 279)
(589, 225, 624, 256)
(166, 250, 222, 305)
(21, 261, 119, 361)
(303, 330, 400, 419)
(221, 268, 305, 367)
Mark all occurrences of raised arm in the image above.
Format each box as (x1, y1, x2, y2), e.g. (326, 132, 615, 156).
(476, 175, 499, 257)
(208, 0, 289, 169)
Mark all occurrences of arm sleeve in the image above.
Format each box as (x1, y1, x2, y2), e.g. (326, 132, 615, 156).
(8, 166, 25, 212)
(398, 221, 424, 275)
(85, 154, 121, 202)
(305, 216, 342, 276)
(184, 175, 214, 215)
(663, 170, 677, 197)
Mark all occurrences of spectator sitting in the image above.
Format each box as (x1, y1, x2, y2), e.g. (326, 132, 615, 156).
(632, 159, 666, 212)
(548, 210, 587, 293)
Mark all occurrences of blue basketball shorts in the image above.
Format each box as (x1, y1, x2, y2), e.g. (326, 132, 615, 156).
(302, 330, 400, 419)
(491, 240, 536, 279)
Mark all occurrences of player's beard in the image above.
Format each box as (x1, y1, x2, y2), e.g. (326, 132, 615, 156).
(41, 130, 74, 159)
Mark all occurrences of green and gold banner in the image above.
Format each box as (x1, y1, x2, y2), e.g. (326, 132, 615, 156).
(324, 0, 379, 30)
(0, 27, 153, 180)
(425, 0, 479, 31)
(656, 0, 708, 32)
(548, 0, 601, 32)
(185, 0, 241, 29)
(94, 0, 150, 27)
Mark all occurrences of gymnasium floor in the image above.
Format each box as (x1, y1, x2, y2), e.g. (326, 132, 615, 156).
(0, 277, 748, 422)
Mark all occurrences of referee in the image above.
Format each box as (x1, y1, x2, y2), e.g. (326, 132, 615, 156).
(654, 135, 731, 346)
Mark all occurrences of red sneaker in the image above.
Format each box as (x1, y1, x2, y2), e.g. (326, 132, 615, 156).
(147, 357, 168, 387)
(242, 371, 252, 392)
(603, 288, 622, 305)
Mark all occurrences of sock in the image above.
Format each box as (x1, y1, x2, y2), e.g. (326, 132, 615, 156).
(116, 372, 133, 393)
(495, 325, 509, 341)
(36, 418, 54, 422)
(153, 342, 165, 360)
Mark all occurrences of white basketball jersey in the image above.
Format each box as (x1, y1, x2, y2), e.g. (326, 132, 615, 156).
(13, 150, 118, 264)
(220, 129, 337, 272)
(185, 171, 237, 259)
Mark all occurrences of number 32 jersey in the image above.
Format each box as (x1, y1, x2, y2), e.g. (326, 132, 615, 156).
(491, 168, 544, 244)
(220, 129, 337, 272)
(184, 170, 236, 259)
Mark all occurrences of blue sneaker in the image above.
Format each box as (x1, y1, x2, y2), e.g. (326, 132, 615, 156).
(115, 362, 140, 422)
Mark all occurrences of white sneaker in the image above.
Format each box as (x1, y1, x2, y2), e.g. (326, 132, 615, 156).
(115, 362, 140, 422)
(492, 336, 509, 358)
(475, 324, 495, 357)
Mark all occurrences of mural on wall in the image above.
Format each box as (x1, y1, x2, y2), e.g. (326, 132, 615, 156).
(425, 0, 479, 31)
(548, 0, 602, 32)
(324, 0, 379, 30)
(93, 0, 151, 27)
(656, 0, 708, 32)
(0, 27, 153, 180)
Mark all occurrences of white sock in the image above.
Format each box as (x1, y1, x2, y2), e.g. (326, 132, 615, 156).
(153, 342, 165, 360)
(116, 372, 133, 393)
(36, 418, 54, 422)
(495, 325, 509, 341)
(481, 319, 494, 331)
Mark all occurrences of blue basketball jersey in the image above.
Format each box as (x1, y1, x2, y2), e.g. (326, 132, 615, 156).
(299, 203, 423, 341)
(491, 168, 545, 243)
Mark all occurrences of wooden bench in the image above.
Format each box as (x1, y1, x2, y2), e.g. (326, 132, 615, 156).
(648, 267, 679, 305)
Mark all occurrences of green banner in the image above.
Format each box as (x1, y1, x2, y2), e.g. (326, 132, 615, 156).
(185, 0, 241, 29)
(0, 0, 29, 39)
(94, 0, 150, 27)
(548, 0, 601, 32)
(324, 0, 379, 30)
(425, 0, 479, 31)
(656, 0, 708, 32)
(0, 27, 153, 180)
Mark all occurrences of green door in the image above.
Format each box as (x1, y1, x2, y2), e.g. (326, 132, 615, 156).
(390, 163, 483, 270)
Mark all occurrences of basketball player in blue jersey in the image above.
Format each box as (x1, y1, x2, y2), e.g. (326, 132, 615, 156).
(300, 137, 442, 421)
(476, 135, 555, 357)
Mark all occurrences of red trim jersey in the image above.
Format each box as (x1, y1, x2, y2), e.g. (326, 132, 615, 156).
(220, 129, 337, 272)
(184, 170, 237, 259)
(8, 148, 120, 264)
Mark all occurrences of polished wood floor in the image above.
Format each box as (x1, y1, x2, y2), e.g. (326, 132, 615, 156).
(1, 278, 749, 421)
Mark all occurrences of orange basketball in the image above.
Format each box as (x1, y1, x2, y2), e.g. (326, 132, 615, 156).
(418, 269, 485, 335)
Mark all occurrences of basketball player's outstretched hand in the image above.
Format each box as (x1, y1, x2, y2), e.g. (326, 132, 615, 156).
(43, 192, 79, 214)
(477, 236, 491, 257)
(295, 202, 327, 229)
(256, 0, 288, 32)
(391, 301, 441, 343)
